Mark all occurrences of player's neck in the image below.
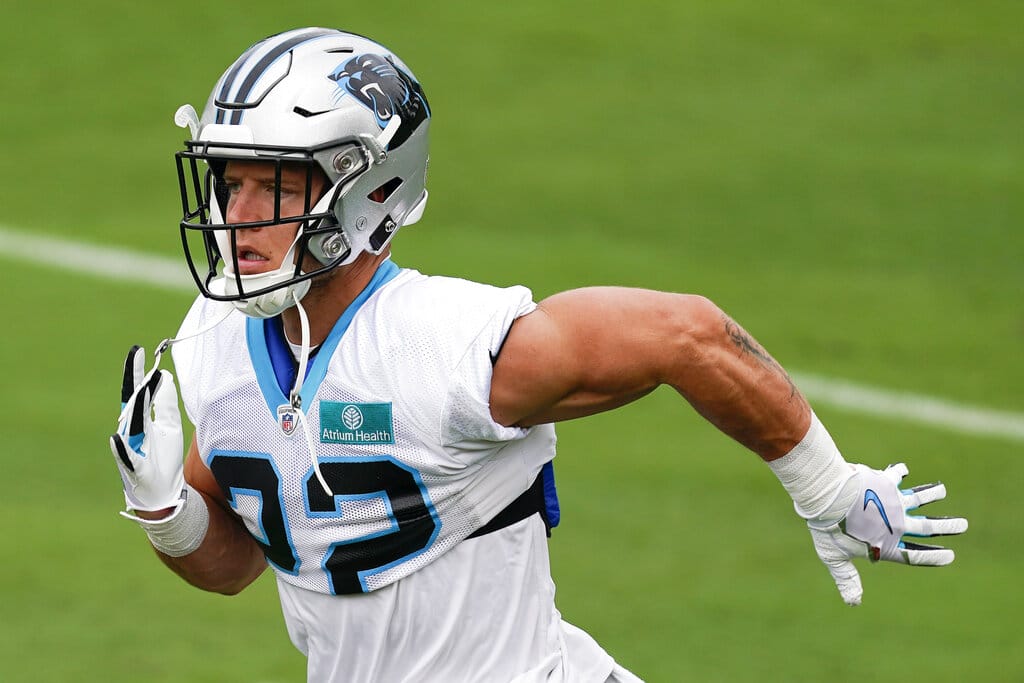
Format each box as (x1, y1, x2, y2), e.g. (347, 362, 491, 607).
(279, 251, 391, 347)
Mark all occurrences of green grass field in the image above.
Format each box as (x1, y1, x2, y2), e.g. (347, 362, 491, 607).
(1, 2, 1021, 681)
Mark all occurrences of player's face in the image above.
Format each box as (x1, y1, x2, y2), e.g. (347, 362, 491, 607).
(222, 160, 327, 275)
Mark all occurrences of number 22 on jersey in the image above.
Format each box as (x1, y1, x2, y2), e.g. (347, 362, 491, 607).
(208, 451, 441, 594)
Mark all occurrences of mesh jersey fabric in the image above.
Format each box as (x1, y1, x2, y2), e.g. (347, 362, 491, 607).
(170, 262, 630, 681)
(172, 263, 556, 593)
(276, 516, 619, 682)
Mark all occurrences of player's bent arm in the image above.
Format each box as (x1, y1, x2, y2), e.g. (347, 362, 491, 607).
(139, 435, 267, 595)
(490, 287, 810, 461)
(490, 287, 968, 606)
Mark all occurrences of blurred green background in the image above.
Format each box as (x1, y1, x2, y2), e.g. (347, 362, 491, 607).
(0, 1, 1020, 681)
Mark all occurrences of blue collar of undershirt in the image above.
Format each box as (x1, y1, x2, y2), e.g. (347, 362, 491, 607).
(246, 260, 400, 415)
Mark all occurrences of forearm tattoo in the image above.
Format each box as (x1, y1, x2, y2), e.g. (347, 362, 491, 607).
(722, 314, 798, 399)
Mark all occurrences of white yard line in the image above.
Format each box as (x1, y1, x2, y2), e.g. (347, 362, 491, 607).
(3, 224, 1023, 442)
(0, 225, 191, 291)
(790, 373, 1024, 442)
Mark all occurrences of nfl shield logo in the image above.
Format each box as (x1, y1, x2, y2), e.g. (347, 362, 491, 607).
(277, 404, 298, 436)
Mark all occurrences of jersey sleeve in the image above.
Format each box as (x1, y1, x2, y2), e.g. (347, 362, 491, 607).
(438, 283, 537, 451)
(372, 272, 537, 452)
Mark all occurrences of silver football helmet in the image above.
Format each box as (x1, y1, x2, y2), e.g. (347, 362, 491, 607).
(175, 28, 430, 318)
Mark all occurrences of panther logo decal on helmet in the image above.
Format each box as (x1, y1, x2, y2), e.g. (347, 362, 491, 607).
(328, 54, 430, 149)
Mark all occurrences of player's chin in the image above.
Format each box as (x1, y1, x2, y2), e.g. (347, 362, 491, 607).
(235, 259, 275, 275)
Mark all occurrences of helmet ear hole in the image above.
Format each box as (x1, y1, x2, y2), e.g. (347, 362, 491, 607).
(368, 177, 402, 203)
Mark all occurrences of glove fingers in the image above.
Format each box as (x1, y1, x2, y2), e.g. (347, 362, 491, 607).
(120, 345, 146, 405)
(883, 462, 909, 485)
(902, 482, 947, 511)
(151, 370, 182, 432)
(128, 371, 163, 439)
(826, 558, 863, 606)
(810, 527, 866, 605)
(900, 541, 955, 566)
(904, 514, 969, 537)
(109, 433, 135, 473)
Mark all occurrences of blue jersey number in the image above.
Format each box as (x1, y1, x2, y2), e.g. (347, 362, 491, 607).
(209, 451, 440, 594)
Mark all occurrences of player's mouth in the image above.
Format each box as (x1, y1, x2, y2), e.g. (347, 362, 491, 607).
(235, 249, 273, 274)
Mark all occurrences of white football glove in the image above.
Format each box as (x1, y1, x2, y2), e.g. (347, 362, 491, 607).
(109, 345, 186, 513)
(808, 462, 968, 606)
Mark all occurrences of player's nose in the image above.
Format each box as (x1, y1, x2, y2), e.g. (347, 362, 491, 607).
(226, 186, 268, 226)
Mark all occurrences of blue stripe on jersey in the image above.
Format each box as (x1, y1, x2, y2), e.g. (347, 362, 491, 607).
(541, 461, 560, 528)
(247, 260, 401, 419)
(263, 315, 303, 395)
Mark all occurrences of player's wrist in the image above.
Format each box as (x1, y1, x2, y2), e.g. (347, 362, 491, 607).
(121, 484, 210, 557)
(767, 412, 857, 521)
(132, 506, 177, 521)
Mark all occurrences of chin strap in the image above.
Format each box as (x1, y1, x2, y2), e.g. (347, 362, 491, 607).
(130, 291, 334, 499)
(288, 291, 334, 497)
(213, 228, 312, 319)
(117, 302, 236, 425)
(155, 302, 235, 360)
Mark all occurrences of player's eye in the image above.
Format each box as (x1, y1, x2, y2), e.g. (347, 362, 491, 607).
(276, 183, 306, 200)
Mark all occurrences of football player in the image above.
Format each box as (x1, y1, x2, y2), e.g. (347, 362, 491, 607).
(108, 28, 968, 682)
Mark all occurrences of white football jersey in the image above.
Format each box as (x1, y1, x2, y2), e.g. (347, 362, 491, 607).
(172, 262, 628, 682)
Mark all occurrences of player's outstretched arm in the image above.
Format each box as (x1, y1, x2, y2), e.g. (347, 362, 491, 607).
(490, 287, 809, 457)
(109, 346, 266, 595)
(490, 287, 967, 605)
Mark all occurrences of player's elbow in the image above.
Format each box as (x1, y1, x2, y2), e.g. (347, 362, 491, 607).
(659, 294, 724, 366)
(186, 568, 263, 596)
(208, 580, 250, 596)
(209, 560, 266, 595)
(663, 294, 720, 348)
(158, 550, 266, 596)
